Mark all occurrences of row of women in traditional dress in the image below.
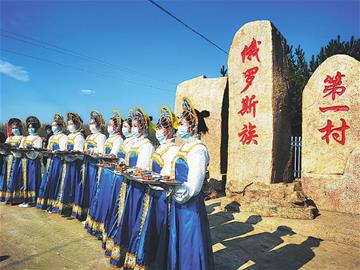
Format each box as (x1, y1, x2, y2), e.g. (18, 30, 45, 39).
(0, 97, 214, 270)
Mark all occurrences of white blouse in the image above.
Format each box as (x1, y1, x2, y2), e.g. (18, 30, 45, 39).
(65, 132, 85, 162)
(20, 135, 43, 159)
(47, 133, 68, 151)
(103, 134, 124, 156)
(85, 132, 106, 154)
(172, 137, 209, 204)
(129, 135, 155, 170)
(4, 135, 24, 158)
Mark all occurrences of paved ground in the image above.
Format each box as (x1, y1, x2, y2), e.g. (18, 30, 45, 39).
(1, 199, 360, 270)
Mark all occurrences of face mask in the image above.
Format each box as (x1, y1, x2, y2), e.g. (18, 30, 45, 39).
(52, 126, 59, 134)
(107, 125, 115, 135)
(131, 127, 139, 138)
(122, 127, 131, 138)
(89, 124, 98, 134)
(12, 128, 21, 136)
(156, 129, 166, 144)
(28, 128, 36, 135)
(177, 125, 191, 140)
(68, 125, 76, 133)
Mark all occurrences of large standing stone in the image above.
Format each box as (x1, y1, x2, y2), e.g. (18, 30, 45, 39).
(301, 55, 360, 214)
(302, 55, 360, 174)
(227, 20, 292, 193)
(174, 75, 228, 193)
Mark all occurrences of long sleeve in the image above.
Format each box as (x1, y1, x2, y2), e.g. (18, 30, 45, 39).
(172, 146, 209, 204)
(94, 133, 106, 154)
(110, 136, 124, 156)
(73, 134, 85, 152)
(59, 134, 68, 151)
(160, 145, 179, 177)
(136, 142, 155, 170)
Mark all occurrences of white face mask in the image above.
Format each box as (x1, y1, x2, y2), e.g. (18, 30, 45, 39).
(177, 124, 191, 140)
(122, 127, 131, 138)
(131, 127, 139, 138)
(89, 124, 98, 134)
(68, 125, 76, 133)
(155, 129, 166, 144)
(52, 126, 60, 134)
(107, 125, 115, 135)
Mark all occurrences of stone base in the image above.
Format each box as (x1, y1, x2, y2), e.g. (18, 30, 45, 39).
(302, 147, 360, 215)
(221, 181, 317, 220)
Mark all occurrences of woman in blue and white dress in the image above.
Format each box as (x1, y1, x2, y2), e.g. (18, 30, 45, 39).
(167, 97, 214, 270)
(18, 116, 43, 207)
(85, 110, 124, 236)
(103, 110, 137, 255)
(72, 111, 106, 221)
(0, 118, 24, 203)
(123, 105, 179, 270)
(37, 114, 67, 210)
(110, 107, 155, 267)
(53, 112, 84, 216)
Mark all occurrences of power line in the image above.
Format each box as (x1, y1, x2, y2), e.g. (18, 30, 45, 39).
(146, 0, 228, 55)
(0, 29, 177, 85)
(1, 48, 174, 95)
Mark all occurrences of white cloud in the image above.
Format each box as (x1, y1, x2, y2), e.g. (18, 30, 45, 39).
(0, 59, 29, 82)
(80, 89, 95, 95)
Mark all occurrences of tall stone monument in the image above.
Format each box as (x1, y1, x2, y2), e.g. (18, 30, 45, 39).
(227, 20, 292, 193)
(302, 54, 360, 214)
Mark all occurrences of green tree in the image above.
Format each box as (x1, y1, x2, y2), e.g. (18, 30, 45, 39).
(309, 35, 360, 72)
(287, 45, 310, 136)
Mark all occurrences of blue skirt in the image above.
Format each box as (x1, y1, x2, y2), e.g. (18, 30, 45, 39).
(0, 154, 9, 202)
(53, 159, 82, 216)
(72, 158, 99, 221)
(124, 189, 169, 269)
(110, 180, 146, 267)
(23, 157, 42, 204)
(167, 192, 214, 270)
(36, 157, 64, 210)
(85, 168, 115, 238)
(103, 173, 127, 256)
(5, 156, 23, 203)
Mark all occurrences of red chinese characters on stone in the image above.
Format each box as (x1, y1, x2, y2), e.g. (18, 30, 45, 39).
(319, 105, 350, 113)
(238, 95, 259, 118)
(238, 122, 258, 145)
(241, 67, 259, 93)
(318, 118, 350, 145)
(323, 71, 346, 101)
(241, 38, 262, 63)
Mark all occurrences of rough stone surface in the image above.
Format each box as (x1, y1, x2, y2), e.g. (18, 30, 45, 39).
(302, 54, 360, 175)
(302, 147, 360, 215)
(222, 181, 316, 220)
(301, 55, 360, 215)
(174, 75, 228, 194)
(227, 20, 292, 194)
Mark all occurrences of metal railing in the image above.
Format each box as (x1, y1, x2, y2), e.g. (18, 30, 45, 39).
(291, 136, 302, 179)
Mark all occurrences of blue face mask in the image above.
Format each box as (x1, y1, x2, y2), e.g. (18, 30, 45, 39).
(177, 125, 191, 140)
(122, 127, 131, 138)
(131, 127, 139, 138)
(52, 126, 60, 134)
(12, 128, 21, 136)
(28, 128, 36, 135)
(155, 129, 166, 144)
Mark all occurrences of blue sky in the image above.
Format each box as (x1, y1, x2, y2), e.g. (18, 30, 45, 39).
(1, 0, 359, 124)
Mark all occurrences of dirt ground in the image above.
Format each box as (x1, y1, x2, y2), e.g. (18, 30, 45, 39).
(1, 198, 360, 270)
